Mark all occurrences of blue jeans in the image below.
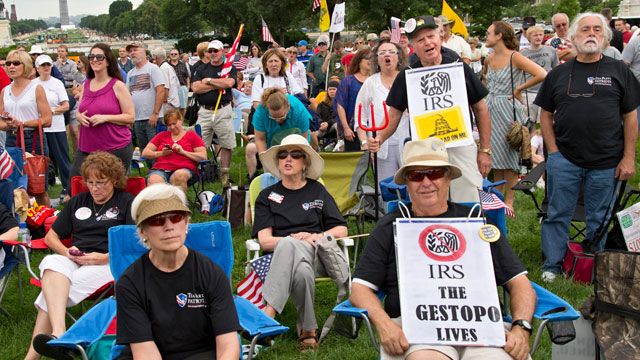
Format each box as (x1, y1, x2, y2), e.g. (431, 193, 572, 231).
(134, 119, 158, 167)
(541, 151, 617, 273)
(45, 132, 71, 191)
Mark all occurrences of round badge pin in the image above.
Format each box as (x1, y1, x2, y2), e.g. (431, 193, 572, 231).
(75, 207, 92, 220)
(479, 224, 501, 243)
(404, 18, 417, 33)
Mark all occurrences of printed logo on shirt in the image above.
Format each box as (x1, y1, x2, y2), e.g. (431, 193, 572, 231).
(301, 199, 324, 211)
(268, 191, 284, 204)
(96, 206, 121, 222)
(176, 292, 207, 308)
(129, 73, 152, 92)
(593, 76, 612, 86)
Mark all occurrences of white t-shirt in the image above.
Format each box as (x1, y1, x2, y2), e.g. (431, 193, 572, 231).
(251, 72, 304, 103)
(288, 61, 308, 90)
(443, 34, 472, 60)
(159, 61, 180, 109)
(33, 77, 69, 133)
(531, 134, 543, 156)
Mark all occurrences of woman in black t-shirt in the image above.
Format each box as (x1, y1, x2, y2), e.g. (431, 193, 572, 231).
(116, 183, 240, 360)
(29, 152, 134, 360)
(254, 134, 347, 351)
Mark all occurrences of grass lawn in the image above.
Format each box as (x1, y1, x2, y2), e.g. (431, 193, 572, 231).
(0, 140, 638, 360)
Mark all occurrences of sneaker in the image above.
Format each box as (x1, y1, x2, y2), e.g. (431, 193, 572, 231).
(541, 271, 557, 283)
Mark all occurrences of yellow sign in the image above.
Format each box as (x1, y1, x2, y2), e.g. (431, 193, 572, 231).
(413, 106, 468, 144)
(442, 0, 468, 38)
(319, 0, 330, 32)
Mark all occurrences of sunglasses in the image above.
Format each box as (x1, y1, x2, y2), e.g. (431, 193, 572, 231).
(405, 168, 448, 182)
(318, 42, 328, 46)
(144, 212, 186, 227)
(208, 48, 220, 53)
(88, 54, 106, 61)
(38, 62, 52, 67)
(6, 60, 22, 67)
(277, 150, 306, 160)
(170, 53, 179, 56)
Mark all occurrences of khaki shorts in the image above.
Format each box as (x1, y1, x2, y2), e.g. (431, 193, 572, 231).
(196, 104, 236, 149)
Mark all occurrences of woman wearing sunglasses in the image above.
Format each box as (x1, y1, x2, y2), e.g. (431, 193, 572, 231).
(116, 183, 240, 360)
(71, 43, 135, 179)
(254, 134, 347, 351)
(0, 50, 52, 206)
(28, 152, 134, 360)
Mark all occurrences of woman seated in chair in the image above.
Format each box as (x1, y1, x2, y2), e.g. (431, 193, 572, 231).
(141, 108, 207, 194)
(253, 134, 348, 351)
(116, 183, 240, 360)
(28, 152, 134, 360)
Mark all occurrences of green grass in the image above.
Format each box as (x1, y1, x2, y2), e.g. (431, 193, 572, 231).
(1, 139, 638, 360)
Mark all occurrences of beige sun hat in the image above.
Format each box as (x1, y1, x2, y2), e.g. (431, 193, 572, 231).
(259, 134, 324, 180)
(135, 194, 192, 226)
(394, 137, 462, 184)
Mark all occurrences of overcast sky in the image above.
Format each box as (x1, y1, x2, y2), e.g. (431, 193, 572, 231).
(13, 0, 144, 20)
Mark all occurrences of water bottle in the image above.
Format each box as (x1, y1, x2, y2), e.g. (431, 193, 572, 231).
(17, 222, 31, 246)
(132, 147, 141, 161)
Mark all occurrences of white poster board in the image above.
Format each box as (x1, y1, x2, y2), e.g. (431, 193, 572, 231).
(406, 63, 474, 148)
(394, 218, 505, 346)
(329, 2, 345, 33)
(616, 201, 640, 252)
(239, 45, 249, 53)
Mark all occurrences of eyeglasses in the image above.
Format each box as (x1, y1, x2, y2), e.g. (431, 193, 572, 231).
(170, 53, 179, 56)
(208, 48, 220, 53)
(85, 179, 111, 188)
(555, 23, 568, 28)
(277, 150, 306, 160)
(405, 168, 448, 182)
(567, 58, 601, 98)
(377, 50, 398, 56)
(88, 54, 106, 62)
(6, 60, 22, 67)
(355, 41, 364, 45)
(144, 212, 186, 227)
(269, 111, 288, 121)
(38, 63, 52, 67)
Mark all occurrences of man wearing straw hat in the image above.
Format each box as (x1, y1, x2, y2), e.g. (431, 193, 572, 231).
(192, 40, 237, 187)
(439, 15, 472, 64)
(351, 137, 535, 360)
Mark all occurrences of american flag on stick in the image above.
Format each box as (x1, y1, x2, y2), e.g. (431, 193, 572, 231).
(479, 189, 515, 217)
(0, 146, 14, 180)
(261, 17, 275, 43)
(312, 0, 321, 11)
(221, 23, 244, 79)
(390, 17, 402, 44)
(237, 254, 273, 309)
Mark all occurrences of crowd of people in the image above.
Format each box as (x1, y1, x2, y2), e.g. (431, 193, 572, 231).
(0, 6, 635, 359)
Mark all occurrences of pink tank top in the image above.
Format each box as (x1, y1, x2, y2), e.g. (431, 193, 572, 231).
(77, 78, 131, 152)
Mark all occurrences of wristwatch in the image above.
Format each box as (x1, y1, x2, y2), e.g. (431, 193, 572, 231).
(478, 147, 492, 156)
(512, 319, 533, 333)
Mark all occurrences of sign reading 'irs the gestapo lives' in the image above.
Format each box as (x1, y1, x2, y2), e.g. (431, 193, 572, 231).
(405, 63, 474, 148)
(394, 218, 505, 347)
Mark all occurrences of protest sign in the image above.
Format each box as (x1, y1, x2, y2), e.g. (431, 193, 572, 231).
(395, 218, 505, 346)
(405, 63, 474, 148)
(616, 201, 640, 252)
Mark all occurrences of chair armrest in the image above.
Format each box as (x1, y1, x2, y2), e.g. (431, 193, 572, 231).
(338, 237, 354, 247)
(245, 238, 261, 275)
(531, 281, 581, 322)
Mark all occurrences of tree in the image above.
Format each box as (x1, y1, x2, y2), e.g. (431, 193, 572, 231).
(534, 0, 581, 22)
(160, 0, 205, 36)
(10, 19, 48, 34)
(109, 0, 133, 18)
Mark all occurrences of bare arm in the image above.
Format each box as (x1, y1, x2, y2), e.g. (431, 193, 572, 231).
(616, 109, 638, 180)
(52, 100, 69, 115)
(471, 99, 492, 177)
(23, 85, 53, 128)
(130, 341, 162, 360)
(0, 226, 18, 241)
(540, 109, 557, 153)
(216, 332, 240, 360)
(257, 227, 283, 252)
(254, 130, 267, 153)
(503, 275, 536, 360)
(90, 81, 134, 126)
(0, 88, 10, 131)
(513, 52, 547, 100)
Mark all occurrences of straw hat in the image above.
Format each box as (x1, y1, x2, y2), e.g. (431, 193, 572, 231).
(135, 194, 192, 226)
(438, 15, 456, 26)
(394, 138, 462, 184)
(259, 134, 324, 180)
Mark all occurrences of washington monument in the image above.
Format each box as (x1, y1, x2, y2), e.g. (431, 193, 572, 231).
(59, 0, 69, 25)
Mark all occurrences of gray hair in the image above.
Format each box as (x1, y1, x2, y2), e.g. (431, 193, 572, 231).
(151, 47, 167, 59)
(568, 12, 613, 50)
(551, 13, 569, 27)
(369, 41, 405, 75)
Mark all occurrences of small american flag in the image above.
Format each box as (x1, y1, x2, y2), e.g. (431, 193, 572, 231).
(233, 55, 250, 71)
(479, 189, 515, 217)
(0, 146, 14, 180)
(312, 0, 321, 11)
(390, 17, 402, 44)
(237, 254, 273, 309)
(221, 24, 244, 79)
(261, 18, 275, 43)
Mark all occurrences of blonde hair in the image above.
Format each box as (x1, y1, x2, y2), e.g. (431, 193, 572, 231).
(525, 26, 545, 40)
(196, 41, 209, 58)
(7, 50, 33, 78)
(261, 87, 288, 111)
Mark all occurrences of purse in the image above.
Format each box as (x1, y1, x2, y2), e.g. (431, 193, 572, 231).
(506, 53, 533, 169)
(19, 121, 49, 195)
(185, 95, 199, 126)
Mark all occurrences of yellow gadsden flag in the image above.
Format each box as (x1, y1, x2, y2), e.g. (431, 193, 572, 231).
(442, 0, 468, 38)
(319, 0, 330, 32)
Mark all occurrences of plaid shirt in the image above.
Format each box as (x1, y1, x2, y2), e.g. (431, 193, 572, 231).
(56, 59, 77, 87)
(168, 60, 190, 86)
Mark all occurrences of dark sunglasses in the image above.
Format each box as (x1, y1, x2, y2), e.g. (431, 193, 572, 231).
(405, 168, 448, 182)
(277, 150, 306, 160)
(170, 53, 179, 56)
(88, 54, 106, 61)
(208, 48, 220, 53)
(318, 42, 327, 46)
(6, 60, 22, 67)
(38, 62, 52, 67)
(144, 212, 186, 227)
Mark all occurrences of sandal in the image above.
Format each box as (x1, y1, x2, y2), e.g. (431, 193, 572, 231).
(297, 334, 319, 352)
(33, 334, 76, 360)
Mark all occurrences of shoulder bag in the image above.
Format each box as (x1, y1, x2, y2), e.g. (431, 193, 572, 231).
(505, 53, 532, 168)
(19, 121, 49, 195)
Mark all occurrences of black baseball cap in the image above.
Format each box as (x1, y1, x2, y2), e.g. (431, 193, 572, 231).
(406, 15, 439, 39)
(523, 17, 536, 30)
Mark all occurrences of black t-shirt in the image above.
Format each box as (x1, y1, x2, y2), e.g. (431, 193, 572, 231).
(116, 250, 240, 360)
(0, 203, 18, 233)
(252, 180, 346, 238)
(192, 62, 237, 107)
(52, 190, 134, 253)
(387, 48, 488, 113)
(534, 56, 640, 169)
(353, 203, 526, 319)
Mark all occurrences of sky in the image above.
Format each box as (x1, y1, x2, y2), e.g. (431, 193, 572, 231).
(12, 0, 144, 20)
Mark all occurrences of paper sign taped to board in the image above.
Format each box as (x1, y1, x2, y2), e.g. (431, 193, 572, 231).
(406, 63, 474, 148)
(616, 201, 640, 252)
(394, 218, 505, 347)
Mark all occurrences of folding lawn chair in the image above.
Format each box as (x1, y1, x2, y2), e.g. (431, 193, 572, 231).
(0, 243, 20, 316)
(48, 221, 288, 360)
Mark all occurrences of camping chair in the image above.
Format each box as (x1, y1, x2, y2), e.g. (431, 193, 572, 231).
(48, 221, 289, 360)
(0, 243, 19, 316)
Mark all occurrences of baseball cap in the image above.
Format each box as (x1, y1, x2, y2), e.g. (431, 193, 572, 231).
(366, 33, 379, 41)
(35, 54, 54, 67)
(208, 40, 224, 50)
(405, 15, 439, 39)
(297, 40, 309, 46)
(125, 41, 145, 52)
(523, 16, 536, 30)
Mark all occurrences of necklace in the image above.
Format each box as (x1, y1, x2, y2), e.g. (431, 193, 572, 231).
(93, 198, 110, 218)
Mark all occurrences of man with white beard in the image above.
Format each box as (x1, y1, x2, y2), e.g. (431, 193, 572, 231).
(534, 12, 640, 282)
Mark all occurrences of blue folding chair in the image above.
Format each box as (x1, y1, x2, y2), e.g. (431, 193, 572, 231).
(0, 243, 19, 316)
(49, 221, 288, 360)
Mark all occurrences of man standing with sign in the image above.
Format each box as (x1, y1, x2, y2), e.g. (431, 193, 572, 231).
(351, 138, 535, 360)
(368, 15, 492, 203)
